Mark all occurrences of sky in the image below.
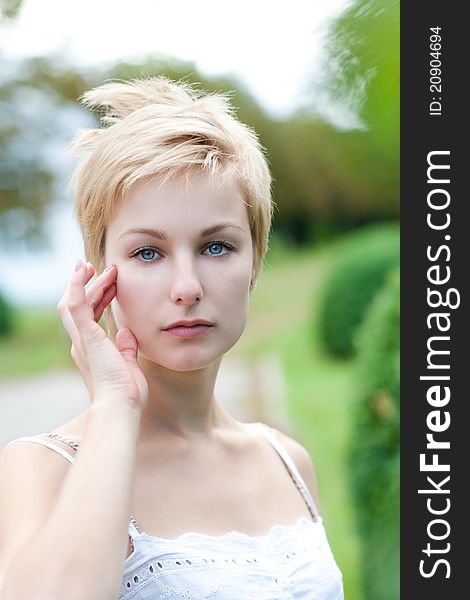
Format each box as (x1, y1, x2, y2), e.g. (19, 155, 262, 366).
(0, 0, 351, 305)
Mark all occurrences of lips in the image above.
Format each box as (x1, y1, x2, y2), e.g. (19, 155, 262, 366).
(162, 320, 215, 339)
(162, 320, 214, 330)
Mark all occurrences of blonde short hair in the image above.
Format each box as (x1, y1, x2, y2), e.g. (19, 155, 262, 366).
(68, 76, 274, 335)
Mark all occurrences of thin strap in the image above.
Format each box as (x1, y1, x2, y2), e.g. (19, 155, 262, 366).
(4, 435, 140, 542)
(253, 422, 320, 521)
(4, 436, 76, 464)
(46, 432, 80, 452)
(128, 515, 143, 539)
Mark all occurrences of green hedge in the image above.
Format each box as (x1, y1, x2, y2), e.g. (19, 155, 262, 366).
(349, 267, 400, 600)
(317, 222, 399, 358)
(0, 291, 14, 337)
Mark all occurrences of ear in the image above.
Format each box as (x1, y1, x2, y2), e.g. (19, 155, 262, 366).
(250, 270, 257, 291)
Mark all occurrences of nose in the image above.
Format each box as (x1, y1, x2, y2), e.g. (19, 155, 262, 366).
(169, 256, 204, 306)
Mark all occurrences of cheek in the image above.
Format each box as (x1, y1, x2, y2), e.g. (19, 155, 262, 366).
(111, 268, 160, 329)
(214, 258, 252, 319)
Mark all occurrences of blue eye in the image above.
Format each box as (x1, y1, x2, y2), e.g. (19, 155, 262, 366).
(203, 241, 234, 256)
(138, 248, 158, 261)
(207, 243, 224, 255)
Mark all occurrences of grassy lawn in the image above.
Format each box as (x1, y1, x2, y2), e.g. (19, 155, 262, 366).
(0, 238, 362, 598)
(0, 307, 72, 379)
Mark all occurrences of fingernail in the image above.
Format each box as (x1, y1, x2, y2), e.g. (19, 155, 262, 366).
(75, 259, 82, 272)
(103, 263, 115, 273)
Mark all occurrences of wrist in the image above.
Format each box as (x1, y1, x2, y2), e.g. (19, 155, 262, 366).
(87, 397, 143, 429)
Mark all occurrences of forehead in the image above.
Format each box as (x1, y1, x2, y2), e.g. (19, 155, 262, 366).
(107, 172, 249, 236)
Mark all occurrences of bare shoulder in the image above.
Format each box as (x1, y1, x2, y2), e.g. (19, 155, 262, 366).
(0, 436, 75, 573)
(267, 426, 322, 513)
(0, 435, 76, 499)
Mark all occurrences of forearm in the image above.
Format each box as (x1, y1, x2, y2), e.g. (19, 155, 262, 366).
(2, 400, 142, 600)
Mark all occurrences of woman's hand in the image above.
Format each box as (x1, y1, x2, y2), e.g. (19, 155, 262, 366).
(56, 260, 148, 412)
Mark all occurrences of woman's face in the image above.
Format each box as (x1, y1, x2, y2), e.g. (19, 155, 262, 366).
(104, 172, 254, 372)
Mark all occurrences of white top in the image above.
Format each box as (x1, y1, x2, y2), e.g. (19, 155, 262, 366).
(6, 422, 344, 599)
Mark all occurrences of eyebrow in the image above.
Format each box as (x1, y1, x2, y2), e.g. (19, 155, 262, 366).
(118, 222, 247, 241)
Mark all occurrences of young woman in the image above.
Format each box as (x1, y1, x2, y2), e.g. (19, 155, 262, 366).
(0, 77, 344, 599)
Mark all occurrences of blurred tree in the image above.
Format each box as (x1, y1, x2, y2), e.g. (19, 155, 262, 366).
(0, 57, 96, 245)
(265, 116, 397, 245)
(317, 222, 399, 359)
(349, 267, 400, 599)
(0, 0, 21, 20)
(0, 289, 14, 337)
(312, 0, 399, 217)
(323, 0, 399, 138)
(1, 0, 94, 245)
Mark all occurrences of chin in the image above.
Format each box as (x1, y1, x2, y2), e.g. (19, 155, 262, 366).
(140, 352, 219, 373)
(138, 330, 244, 373)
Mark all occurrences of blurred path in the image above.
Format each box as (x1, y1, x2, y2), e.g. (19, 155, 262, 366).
(0, 354, 293, 450)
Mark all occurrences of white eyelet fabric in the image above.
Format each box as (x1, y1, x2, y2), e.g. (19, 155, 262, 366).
(121, 422, 344, 599)
(121, 516, 343, 600)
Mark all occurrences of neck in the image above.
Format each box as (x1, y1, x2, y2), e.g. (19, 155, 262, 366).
(137, 355, 236, 441)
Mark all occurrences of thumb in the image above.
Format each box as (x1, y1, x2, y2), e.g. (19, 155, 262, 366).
(115, 328, 139, 364)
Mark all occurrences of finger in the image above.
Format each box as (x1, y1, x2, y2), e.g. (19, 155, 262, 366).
(57, 259, 83, 308)
(57, 260, 91, 343)
(70, 343, 79, 365)
(86, 264, 117, 313)
(67, 261, 99, 333)
(57, 260, 93, 309)
(115, 328, 139, 364)
(60, 303, 80, 346)
(93, 283, 117, 323)
(85, 262, 95, 284)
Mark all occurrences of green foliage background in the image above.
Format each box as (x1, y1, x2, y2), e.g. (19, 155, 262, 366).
(317, 222, 400, 358)
(0, 291, 14, 336)
(349, 268, 400, 599)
